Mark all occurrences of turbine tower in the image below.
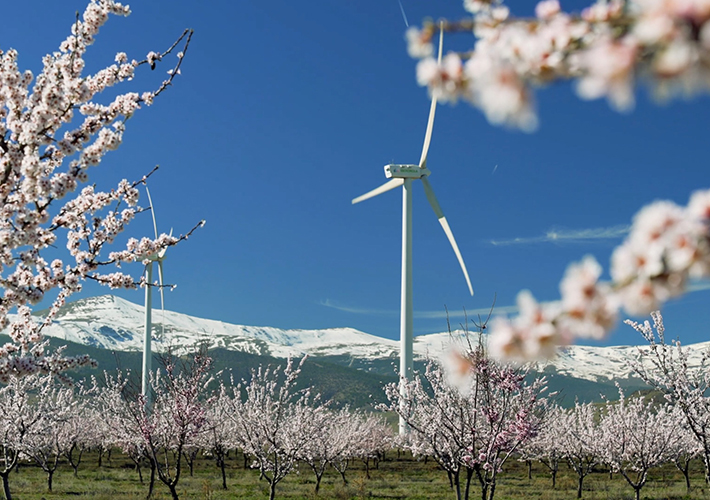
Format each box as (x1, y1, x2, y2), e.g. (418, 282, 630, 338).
(142, 186, 168, 409)
(352, 28, 473, 434)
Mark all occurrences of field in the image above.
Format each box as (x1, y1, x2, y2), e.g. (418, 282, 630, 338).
(4, 450, 709, 500)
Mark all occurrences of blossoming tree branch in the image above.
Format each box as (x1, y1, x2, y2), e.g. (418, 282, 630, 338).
(0, 0, 202, 382)
(407, 0, 710, 361)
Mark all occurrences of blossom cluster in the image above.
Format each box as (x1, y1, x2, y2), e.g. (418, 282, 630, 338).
(409, 0, 710, 130)
(0, 0, 196, 381)
(488, 188, 710, 361)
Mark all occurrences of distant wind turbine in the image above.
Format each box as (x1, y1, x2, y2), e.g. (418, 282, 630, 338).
(352, 27, 473, 435)
(142, 186, 169, 409)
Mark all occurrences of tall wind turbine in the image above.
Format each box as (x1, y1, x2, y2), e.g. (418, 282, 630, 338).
(352, 28, 473, 434)
(142, 186, 168, 409)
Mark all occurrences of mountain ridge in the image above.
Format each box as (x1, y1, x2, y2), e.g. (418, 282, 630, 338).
(29, 294, 710, 385)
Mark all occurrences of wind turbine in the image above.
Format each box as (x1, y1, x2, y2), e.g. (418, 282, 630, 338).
(142, 186, 168, 409)
(352, 27, 473, 434)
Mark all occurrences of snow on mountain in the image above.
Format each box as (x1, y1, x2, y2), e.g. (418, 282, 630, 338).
(36, 295, 401, 359)
(31, 295, 710, 383)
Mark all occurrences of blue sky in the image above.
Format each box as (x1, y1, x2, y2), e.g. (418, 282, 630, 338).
(4, 0, 710, 347)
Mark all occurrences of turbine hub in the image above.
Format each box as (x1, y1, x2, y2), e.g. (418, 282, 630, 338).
(384, 164, 430, 179)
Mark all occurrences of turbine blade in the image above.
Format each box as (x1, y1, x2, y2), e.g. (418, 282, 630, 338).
(352, 178, 405, 205)
(158, 228, 173, 259)
(418, 27, 444, 169)
(422, 177, 473, 296)
(145, 186, 159, 240)
(157, 259, 166, 340)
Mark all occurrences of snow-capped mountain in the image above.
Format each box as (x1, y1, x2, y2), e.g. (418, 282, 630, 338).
(31, 295, 710, 383)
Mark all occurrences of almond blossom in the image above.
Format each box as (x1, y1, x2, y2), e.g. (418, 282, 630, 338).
(409, 0, 710, 129)
(0, 0, 201, 382)
(487, 188, 710, 362)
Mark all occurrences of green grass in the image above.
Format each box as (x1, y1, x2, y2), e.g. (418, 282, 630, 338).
(3, 451, 709, 500)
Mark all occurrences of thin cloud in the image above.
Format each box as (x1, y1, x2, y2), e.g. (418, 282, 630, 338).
(321, 281, 710, 321)
(490, 224, 630, 246)
(688, 280, 710, 293)
(319, 299, 518, 319)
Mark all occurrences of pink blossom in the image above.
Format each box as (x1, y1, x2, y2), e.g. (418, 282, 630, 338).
(575, 36, 639, 111)
(536, 0, 561, 20)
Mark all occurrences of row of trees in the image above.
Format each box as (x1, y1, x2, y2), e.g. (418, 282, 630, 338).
(1, 312, 708, 500)
(522, 392, 696, 500)
(0, 352, 392, 500)
(381, 311, 710, 500)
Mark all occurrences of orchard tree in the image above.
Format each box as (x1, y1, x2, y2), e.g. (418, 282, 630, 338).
(556, 401, 604, 499)
(351, 413, 393, 478)
(60, 392, 101, 477)
(0, 0, 202, 382)
(22, 382, 77, 492)
(519, 403, 565, 488)
(668, 416, 701, 493)
(384, 336, 547, 500)
(0, 374, 60, 500)
(90, 370, 155, 493)
(626, 311, 710, 485)
(226, 357, 327, 500)
(323, 409, 377, 487)
(600, 389, 686, 500)
(385, 361, 477, 500)
(136, 349, 214, 500)
(406, 0, 710, 360)
(201, 381, 237, 490)
(297, 407, 351, 493)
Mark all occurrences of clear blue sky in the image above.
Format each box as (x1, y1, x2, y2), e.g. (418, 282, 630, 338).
(5, 0, 709, 347)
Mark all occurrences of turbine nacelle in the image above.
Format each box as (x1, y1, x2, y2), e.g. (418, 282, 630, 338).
(384, 164, 430, 179)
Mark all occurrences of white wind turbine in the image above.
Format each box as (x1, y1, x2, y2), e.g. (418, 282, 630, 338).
(142, 186, 169, 408)
(352, 28, 473, 434)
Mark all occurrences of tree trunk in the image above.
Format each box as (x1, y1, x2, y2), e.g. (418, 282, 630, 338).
(46, 470, 53, 492)
(488, 480, 496, 500)
(269, 481, 277, 500)
(168, 482, 180, 500)
(146, 459, 156, 499)
(527, 460, 532, 480)
(217, 453, 227, 490)
(453, 469, 461, 500)
(577, 475, 584, 499)
(1, 472, 12, 500)
(551, 468, 557, 488)
(463, 468, 473, 500)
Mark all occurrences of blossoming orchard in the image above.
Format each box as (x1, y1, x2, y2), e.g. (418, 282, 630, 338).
(0, 0, 709, 499)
